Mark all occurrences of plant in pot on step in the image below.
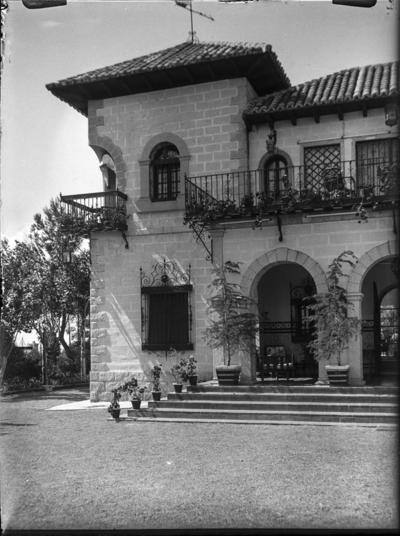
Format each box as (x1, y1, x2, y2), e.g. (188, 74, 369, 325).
(119, 376, 147, 409)
(185, 355, 198, 386)
(307, 250, 361, 386)
(107, 388, 121, 421)
(170, 358, 188, 393)
(203, 260, 259, 385)
(150, 364, 162, 401)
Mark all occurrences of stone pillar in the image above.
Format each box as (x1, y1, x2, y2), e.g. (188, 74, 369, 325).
(316, 358, 329, 385)
(208, 228, 224, 267)
(346, 292, 365, 386)
(208, 228, 225, 379)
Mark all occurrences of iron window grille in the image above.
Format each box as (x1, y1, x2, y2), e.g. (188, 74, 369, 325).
(140, 258, 193, 351)
(304, 144, 341, 192)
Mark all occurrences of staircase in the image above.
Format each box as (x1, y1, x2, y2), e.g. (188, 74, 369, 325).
(127, 385, 398, 426)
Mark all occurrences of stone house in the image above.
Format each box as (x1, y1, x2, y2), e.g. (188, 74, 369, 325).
(47, 41, 399, 401)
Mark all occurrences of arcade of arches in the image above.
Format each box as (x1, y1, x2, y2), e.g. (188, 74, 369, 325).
(250, 254, 398, 386)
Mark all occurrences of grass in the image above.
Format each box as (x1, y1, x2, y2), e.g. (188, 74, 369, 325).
(0, 388, 398, 531)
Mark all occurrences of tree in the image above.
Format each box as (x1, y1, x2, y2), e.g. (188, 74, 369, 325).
(1, 197, 90, 385)
(0, 239, 38, 385)
(307, 251, 361, 366)
(203, 261, 259, 366)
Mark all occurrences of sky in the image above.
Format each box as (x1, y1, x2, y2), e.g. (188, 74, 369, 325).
(1, 0, 398, 243)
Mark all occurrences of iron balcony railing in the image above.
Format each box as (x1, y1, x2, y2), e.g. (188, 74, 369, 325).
(60, 190, 128, 234)
(185, 159, 399, 221)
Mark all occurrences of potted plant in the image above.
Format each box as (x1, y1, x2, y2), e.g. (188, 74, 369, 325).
(150, 364, 162, 401)
(170, 358, 188, 393)
(203, 260, 259, 385)
(307, 250, 361, 386)
(119, 376, 147, 409)
(186, 355, 198, 386)
(107, 388, 121, 421)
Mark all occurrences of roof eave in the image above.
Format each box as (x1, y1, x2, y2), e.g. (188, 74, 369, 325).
(243, 95, 399, 126)
(46, 51, 291, 115)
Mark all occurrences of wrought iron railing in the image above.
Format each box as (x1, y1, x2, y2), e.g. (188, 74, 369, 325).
(185, 159, 399, 222)
(60, 190, 128, 234)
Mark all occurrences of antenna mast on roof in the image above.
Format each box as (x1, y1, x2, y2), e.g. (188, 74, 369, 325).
(175, 1, 214, 43)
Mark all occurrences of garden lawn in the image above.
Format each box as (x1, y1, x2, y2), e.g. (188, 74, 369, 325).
(0, 388, 398, 531)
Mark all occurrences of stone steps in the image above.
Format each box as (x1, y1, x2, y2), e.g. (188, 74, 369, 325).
(126, 385, 398, 425)
(147, 399, 397, 413)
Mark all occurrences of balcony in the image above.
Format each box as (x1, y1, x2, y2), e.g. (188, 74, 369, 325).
(60, 190, 128, 237)
(185, 159, 399, 225)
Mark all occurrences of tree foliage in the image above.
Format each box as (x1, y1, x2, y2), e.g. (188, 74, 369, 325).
(307, 251, 361, 365)
(203, 261, 259, 366)
(1, 197, 90, 384)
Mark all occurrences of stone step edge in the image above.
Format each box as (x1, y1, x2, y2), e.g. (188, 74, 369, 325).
(171, 392, 398, 399)
(130, 408, 398, 417)
(161, 400, 398, 408)
(114, 416, 396, 428)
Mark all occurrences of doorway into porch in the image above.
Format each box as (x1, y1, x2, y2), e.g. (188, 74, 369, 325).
(361, 257, 399, 385)
(257, 262, 318, 382)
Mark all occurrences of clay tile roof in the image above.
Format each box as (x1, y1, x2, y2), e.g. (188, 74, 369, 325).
(47, 40, 290, 115)
(244, 61, 399, 124)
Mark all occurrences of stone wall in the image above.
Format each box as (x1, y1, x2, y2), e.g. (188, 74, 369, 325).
(86, 79, 398, 399)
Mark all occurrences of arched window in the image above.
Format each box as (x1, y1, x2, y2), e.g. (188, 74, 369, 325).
(264, 155, 288, 201)
(150, 143, 180, 202)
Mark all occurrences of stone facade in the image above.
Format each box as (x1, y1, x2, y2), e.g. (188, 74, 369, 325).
(84, 75, 397, 401)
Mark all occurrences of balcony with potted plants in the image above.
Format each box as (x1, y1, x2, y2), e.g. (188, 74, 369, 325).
(60, 190, 128, 238)
(184, 158, 399, 229)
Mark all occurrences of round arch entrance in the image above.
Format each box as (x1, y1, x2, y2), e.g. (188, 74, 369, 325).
(361, 256, 399, 385)
(257, 262, 318, 381)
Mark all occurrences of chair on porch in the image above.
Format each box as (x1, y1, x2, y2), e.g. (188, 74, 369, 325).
(258, 345, 294, 383)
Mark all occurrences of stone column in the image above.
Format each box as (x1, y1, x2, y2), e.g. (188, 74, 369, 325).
(207, 228, 225, 379)
(346, 292, 365, 385)
(208, 228, 224, 267)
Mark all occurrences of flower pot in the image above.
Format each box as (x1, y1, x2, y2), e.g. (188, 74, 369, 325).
(188, 375, 198, 386)
(173, 383, 183, 393)
(215, 365, 241, 386)
(152, 390, 161, 401)
(110, 409, 120, 421)
(325, 365, 350, 386)
(131, 399, 141, 409)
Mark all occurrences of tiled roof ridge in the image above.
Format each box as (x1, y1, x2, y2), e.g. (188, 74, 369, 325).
(47, 40, 290, 88)
(245, 59, 399, 119)
(292, 60, 398, 96)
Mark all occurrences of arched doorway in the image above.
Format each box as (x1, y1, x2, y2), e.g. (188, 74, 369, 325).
(257, 262, 318, 380)
(361, 257, 399, 385)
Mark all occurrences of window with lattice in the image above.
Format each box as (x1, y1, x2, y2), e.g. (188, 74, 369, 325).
(304, 144, 341, 191)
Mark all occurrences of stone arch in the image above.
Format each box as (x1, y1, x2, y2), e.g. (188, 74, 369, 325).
(138, 133, 190, 205)
(140, 132, 190, 162)
(257, 148, 294, 170)
(89, 136, 128, 190)
(241, 247, 328, 299)
(347, 240, 399, 293)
